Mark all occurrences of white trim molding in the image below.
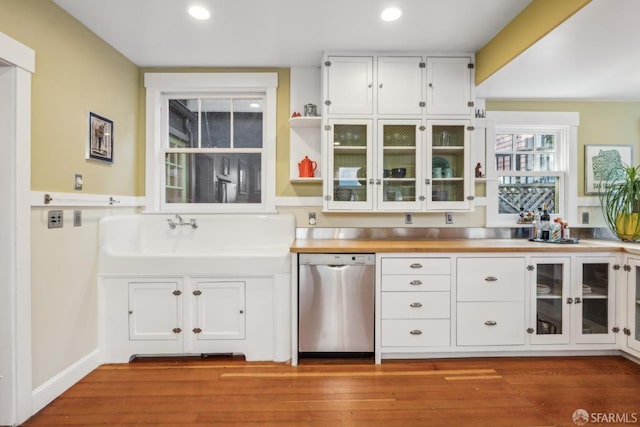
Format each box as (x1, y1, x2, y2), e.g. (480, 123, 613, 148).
(30, 191, 145, 208)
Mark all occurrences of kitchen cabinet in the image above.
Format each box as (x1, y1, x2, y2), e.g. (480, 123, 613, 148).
(456, 257, 526, 346)
(191, 280, 245, 344)
(427, 120, 473, 210)
(100, 275, 280, 363)
(323, 55, 373, 115)
(377, 256, 452, 363)
(623, 257, 640, 355)
(528, 257, 571, 344)
(376, 56, 425, 116)
(128, 280, 183, 346)
(426, 56, 474, 116)
(289, 117, 322, 182)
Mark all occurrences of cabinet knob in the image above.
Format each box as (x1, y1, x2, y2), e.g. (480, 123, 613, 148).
(574, 297, 582, 304)
(172, 327, 182, 334)
(566, 297, 574, 304)
(379, 83, 383, 88)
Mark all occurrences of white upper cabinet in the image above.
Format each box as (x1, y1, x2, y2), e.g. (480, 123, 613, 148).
(324, 56, 374, 115)
(426, 57, 474, 116)
(377, 56, 425, 116)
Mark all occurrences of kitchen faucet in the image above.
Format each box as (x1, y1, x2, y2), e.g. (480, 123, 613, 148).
(167, 214, 197, 229)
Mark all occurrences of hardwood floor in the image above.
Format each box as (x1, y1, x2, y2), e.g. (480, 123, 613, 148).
(21, 355, 640, 427)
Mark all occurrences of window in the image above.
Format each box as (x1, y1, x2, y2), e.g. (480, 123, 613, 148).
(145, 73, 277, 213)
(485, 112, 579, 227)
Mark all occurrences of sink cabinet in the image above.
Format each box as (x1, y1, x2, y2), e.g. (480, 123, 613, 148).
(100, 275, 286, 362)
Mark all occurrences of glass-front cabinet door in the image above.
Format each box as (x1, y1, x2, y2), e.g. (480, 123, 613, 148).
(626, 257, 640, 354)
(325, 119, 373, 210)
(529, 257, 571, 345)
(377, 120, 423, 211)
(426, 120, 472, 210)
(574, 257, 617, 344)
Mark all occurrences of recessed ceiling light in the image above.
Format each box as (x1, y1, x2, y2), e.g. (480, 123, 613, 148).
(188, 5, 211, 20)
(381, 7, 402, 22)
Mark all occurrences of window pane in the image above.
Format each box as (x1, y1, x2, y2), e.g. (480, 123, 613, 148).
(201, 99, 231, 148)
(165, 153, 261, 204)
(537, 154, 555, 171)
(515, 134, 534, 151)
(537, 134, 556, 151)
(496, 154, 512, 171)
(515, 154, 534, 171)
(233, 99, 263, 148)
(169, 99, 198, 148)
(495, 134, 512, 153)
(498, 176, 558, 214)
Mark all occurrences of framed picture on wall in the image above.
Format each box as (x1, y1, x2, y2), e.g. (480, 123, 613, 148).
(87, 112, 114, 163)
(585, 144, 633, 194)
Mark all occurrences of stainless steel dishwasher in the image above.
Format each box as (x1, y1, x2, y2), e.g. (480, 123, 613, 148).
(298, 253, 375, 354)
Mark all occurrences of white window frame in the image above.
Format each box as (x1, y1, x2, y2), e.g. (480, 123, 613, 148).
(144, 73, 278, 213)
(485, 111, 579, 227)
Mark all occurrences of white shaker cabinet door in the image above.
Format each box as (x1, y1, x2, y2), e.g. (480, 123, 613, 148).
(128, 281, 182, 341)
(377, 56, 424, 115)
(324, 56, 373, 115)
(426, 57, 473, 116)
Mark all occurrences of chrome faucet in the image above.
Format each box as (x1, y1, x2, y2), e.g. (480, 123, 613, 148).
(167, 214, 197, 229)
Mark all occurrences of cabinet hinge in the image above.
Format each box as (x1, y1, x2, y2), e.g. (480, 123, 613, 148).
(425, 178, 431, 185)
(324, 195, 332, 201)
(419, 125, 426, 131)
(172, 290, 182, 296)
(527, 265, 534, 271)
(624, 264, 632, 272)
(623, 327, 631, 336)
(324, 125, 331, 131)
(172, 327, 182, 334)
(419, 62, 426, 68)
(612, 326, 620, 333)
(324, 100, 332, 106)
(419, 101, 426, 107)
(466, 195, 475, 201)
(193, 327, 202, 334)
(466, 126, 475, 131)
(467, 101, 475, 108)
(468, 63, 475, 69)
(526, 327, 534, 334)
(613, 264, 621, 270)
(324, 60, 331, 67)
(193, 290, 202, 296)
(419, 195, 426, 201)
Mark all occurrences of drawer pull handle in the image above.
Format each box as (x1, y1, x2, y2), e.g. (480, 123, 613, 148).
(484, 276, 498, 282)
(484, 320, 497, 326)
(410, 280, 423, 286)
(410, 302, 423, 308)
(410, 263, 423, 269)
(409, 329, 423, 335)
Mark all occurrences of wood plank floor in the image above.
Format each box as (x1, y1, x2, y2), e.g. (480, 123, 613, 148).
(21, 355, 640, 427)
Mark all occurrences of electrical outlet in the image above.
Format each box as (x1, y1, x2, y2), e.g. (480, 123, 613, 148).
(48, 210, 63, 228)
(74, 210, 82, 227)
(445, 212, 454, 224)
(308, 212, 317, 226)
(405, 213, 412, 224)
(582, 211, 589, 224)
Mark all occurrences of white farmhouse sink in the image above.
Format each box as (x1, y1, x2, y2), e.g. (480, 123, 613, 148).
(98, 214, 295, 275)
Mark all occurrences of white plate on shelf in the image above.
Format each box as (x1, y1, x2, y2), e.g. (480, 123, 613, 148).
(537, 284, 551, 294)
(582, 284, 592, 294)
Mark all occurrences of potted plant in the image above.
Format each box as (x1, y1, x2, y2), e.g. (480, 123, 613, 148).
(599, 164, 640, 241)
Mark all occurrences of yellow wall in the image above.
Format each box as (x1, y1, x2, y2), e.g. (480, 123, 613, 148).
(0, 0, 142, 196)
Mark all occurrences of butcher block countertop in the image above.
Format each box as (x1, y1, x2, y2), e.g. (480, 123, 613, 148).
(290, 238, 639, 254)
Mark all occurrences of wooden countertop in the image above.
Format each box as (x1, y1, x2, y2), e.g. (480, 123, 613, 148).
(290, 238, 631, 253)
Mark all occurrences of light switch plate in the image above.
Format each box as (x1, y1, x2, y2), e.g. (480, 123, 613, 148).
(74, 174, 83, 191)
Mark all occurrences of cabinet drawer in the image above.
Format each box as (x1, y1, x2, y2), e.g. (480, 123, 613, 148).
(381, 319, 450, 347)
(457, 302, 525, 346)
(381, 274, 450, 292)
(381, 292, 450, 319)
(381, 258, 451, 275)
(457, 257, 525, 301)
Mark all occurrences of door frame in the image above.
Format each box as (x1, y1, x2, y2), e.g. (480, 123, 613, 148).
(0, 32, 34, 426)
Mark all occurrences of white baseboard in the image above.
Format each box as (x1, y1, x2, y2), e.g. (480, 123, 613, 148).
(31, 349, 100, 415)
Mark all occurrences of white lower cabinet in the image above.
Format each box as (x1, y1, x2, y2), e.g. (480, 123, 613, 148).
(101, 275, 284, 363)
(622, 256, 640, 356)
(377, 256, 452, 362)
(456, 257, 526, 347)
(457, 302, 525, 346)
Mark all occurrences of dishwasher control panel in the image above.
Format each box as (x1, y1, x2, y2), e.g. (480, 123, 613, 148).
(299, 253, 375, 266)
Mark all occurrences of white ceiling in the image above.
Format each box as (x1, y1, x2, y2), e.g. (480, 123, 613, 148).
(52, 0, 640, 101)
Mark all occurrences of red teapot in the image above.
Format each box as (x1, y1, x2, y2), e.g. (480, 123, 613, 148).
(298, 156, 317, 178)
